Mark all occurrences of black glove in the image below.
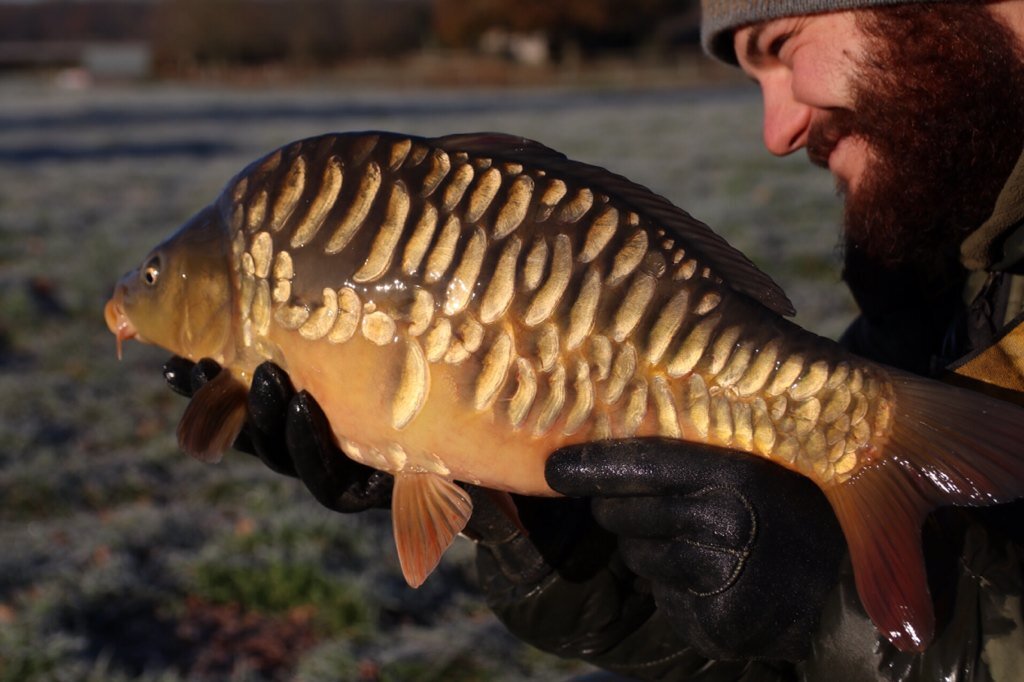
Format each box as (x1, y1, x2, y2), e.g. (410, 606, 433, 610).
(163, 356, 392, 512)
(546, 438, 846, 662)
(469, 488, 701, 679)
(472, 439, 845, 678)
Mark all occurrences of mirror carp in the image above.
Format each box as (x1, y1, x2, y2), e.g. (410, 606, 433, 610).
(105, 131, 1024, 651)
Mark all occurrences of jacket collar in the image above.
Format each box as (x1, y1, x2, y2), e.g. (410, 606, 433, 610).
(962, 146, 1024, 272)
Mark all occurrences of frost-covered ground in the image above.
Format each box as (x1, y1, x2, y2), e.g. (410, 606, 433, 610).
(0, 78, 853, 681)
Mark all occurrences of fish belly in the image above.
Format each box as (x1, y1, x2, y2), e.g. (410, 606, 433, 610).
(270, 328, 562, 495)
(265, 299, 892, 498)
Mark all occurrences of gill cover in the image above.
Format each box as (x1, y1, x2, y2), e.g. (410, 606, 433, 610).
(113, 205, 235, 362)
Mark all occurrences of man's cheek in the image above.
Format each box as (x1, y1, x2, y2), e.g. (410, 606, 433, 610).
(830, 137, 873, 197)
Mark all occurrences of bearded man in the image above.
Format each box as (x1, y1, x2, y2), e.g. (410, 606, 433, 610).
(722, 4, 1024, 380)
(164, 2, 1024, 680)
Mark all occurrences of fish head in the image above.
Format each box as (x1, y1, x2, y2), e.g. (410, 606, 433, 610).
(105, 204, 235, 362)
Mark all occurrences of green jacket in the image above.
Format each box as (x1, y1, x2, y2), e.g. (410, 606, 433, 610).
(480, 153, 1024, 681)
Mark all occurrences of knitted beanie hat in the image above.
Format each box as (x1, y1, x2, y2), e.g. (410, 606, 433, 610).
(700, 0, 925, 65)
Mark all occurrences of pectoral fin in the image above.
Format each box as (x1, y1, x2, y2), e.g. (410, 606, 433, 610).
(176, 370, 248, 463)
(392, 472, 473, 588)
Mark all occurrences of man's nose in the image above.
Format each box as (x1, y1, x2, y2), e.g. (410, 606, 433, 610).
(761, 80, 811, 156)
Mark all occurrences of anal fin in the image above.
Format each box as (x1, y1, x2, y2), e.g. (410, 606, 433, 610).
(176, 370, 248, 463)
(392, 472, 473, 588)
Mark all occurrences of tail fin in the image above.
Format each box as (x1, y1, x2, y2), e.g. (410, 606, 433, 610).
(823, 372, 1024, 651)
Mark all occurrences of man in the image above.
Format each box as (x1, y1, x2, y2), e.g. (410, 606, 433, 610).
(708, 2, 1024, 377)
(166, 2, 1024, 679)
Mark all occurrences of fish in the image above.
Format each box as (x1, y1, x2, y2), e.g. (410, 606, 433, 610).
(104, 131, 1024, 652)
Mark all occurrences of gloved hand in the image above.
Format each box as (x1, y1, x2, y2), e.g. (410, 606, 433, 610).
(163, 356, 392, 512)
(545, 438, 846, 662)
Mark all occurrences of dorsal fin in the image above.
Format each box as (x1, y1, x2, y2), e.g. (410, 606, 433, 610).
(434, 132, 571, 166)
(432, 131, 795, 317)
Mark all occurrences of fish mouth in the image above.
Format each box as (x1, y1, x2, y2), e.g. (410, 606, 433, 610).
(104, 292, 137, 360)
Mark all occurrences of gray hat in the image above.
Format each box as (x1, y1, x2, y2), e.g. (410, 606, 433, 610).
(700, 0, 926, 65)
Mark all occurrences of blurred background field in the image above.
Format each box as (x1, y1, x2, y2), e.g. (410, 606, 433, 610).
(0, 2, 853, 680)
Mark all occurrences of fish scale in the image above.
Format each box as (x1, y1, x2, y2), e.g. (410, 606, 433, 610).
(107, 130, 1024, 652)
(226, 132, 887, 486)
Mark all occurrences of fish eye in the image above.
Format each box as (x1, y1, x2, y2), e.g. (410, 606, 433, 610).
(142, 256, 160, 287)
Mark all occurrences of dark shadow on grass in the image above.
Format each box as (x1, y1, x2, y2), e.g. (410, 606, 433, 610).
(0, 140, 236, 163)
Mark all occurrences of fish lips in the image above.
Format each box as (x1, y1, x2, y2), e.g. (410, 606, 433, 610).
(104, 284, 140, 359)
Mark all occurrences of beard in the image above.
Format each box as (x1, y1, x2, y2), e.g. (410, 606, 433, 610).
(805, 5, 1024, 289)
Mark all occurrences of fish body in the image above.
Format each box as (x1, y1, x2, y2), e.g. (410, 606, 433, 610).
(106, 131, 1024, 652)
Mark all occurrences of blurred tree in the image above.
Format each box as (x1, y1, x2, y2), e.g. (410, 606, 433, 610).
(151, 0, 429, 72)
(153, 0, 284, 67)
(432, 0, 698, 56)
(0, 1, 153, 42)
